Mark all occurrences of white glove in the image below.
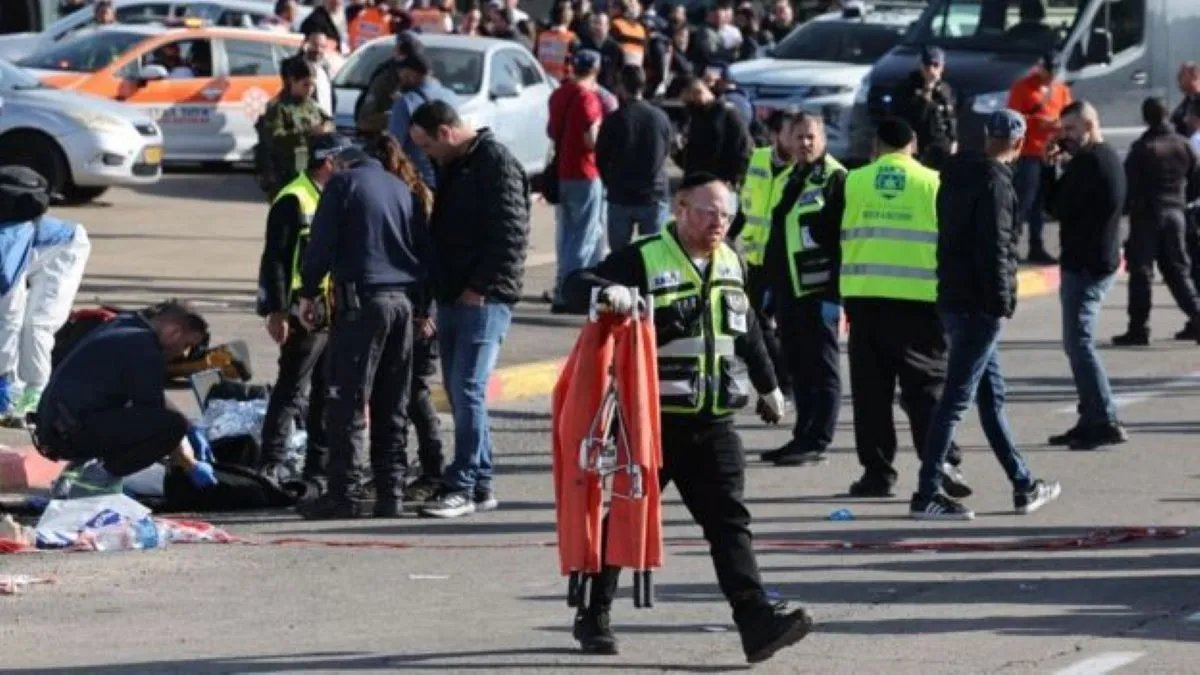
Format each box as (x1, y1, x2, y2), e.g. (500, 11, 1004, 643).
(761, 388, 786, 421)
(600, 285, 635, 315)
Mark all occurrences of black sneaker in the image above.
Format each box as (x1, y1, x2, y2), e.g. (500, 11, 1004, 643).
(909, 492, 975, 521)
(297, 495, 363, 520)
(1014, 479, 1062, 514)
(373, 498, 403, 518)
(940, 462, 973, 499)
(848, 475, 895, 498)
(1175, 322, 1196, 341)
(736, 602, 814, 664)
(1069, 422, 1129, 451)
(419, 489, 475, 518)
(573, 608, 619, 655)
(474, 486, 499, 512)
(1112, 330, 1150, 347)
(1026, 248, 1058, 265)
(402, 475, 442, 509)
(1048, 424, 1084, 446)
(759, 445, 788, 463)
(773, 442, 827, 466)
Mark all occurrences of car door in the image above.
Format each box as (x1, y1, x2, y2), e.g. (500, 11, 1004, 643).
(110, 35, 223, 160)
(511, 49, 554, 175)
(212, 37, 290, 162)
(485, 49, 528, 166)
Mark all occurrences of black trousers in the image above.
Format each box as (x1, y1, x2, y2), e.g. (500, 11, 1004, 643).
(47, 406, 189, 477)
(1186, 209, 1200, 297)
(588, 418, 767, 612)
(747, 266, 791, 397)
(845, 299, 947, 483)
(409, 328, 444, 477)
(777, 295, 841, 450)
(324, 290, 414, 502)
(1127, 208, 1200, 331)
(260, 316, 328, 478)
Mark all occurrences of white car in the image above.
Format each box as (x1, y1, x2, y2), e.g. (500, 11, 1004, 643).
(729, 4, 920, 158)
(0, 58, 161, 203)
(0, 0, 309, 63)
(332, 34, 554, 176)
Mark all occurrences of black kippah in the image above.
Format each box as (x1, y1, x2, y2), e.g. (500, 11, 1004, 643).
(680, 171, 724, 191)
(876, 117, 915, 149)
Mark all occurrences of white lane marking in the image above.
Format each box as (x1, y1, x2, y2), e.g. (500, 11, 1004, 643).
(1055, 369, 1200, 414)
(1052, 651, 1145, 675)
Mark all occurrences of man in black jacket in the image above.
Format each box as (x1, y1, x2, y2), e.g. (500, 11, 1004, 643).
(1045, 101, 1129, 451)
(409, 100, 530, 518)
(910, 110, 1060, 520)
(296, 147, 432, 519)
(677, 75, 753, 188)
(892, 46, 958, 171)
(1113, 97, 1200, 347)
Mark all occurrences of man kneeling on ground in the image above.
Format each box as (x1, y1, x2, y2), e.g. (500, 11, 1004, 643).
(36, 300, 219, 498)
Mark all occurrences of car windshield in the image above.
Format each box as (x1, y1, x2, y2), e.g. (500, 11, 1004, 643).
(19, 30, 145, 72)
(904, 0, 1087, 53)
(0, 59, 44, 90)
(774, 20, 910, 64)
(333, 44, 483, 96)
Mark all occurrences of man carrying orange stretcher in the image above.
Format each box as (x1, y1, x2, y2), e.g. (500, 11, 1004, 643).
(561, 172, 811, 663)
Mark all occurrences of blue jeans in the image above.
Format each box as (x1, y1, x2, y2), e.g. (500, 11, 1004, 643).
(1060, 270, 1118, 427)
(554, 179, 606, 304)
(1014, 157, 1046, 250)
(438, 302, 512, 493)
(607, 200, 670, 250)
(917, 311, 1032, 498)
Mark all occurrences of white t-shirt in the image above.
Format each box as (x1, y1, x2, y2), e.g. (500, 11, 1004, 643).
(313, 62, 333, 118)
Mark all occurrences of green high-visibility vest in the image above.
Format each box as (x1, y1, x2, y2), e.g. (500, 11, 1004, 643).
(783, 154, 846, 299)
(272, 172, 328, 299)
(839, 152, 940, 302)
(737, 147, 793, 267)
(639, 227, 753, 417)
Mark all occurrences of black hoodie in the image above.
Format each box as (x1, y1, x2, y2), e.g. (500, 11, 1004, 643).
(935, 152, 1019, 318)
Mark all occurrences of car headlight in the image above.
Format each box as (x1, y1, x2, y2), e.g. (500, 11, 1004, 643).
(853, 74, 871, 105)
(971, 90, 1009, 115)
(66, 111, 129, 133)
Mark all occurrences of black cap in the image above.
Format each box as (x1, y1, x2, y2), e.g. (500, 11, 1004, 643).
(680, 171, 725, 191)
(876, 117, 915, 149)
(310, 133, 354, 161)
(397, 52, 432, 75)
(920, 45, 945, 66)
(0, 165, 52, 222)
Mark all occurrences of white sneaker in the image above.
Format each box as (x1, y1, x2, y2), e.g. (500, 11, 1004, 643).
(420, 490, 476, 518)
(1014, 479, 1062, 515)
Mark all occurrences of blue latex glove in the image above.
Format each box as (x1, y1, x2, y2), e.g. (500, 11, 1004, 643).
(186, 424, 214, 463)
(820, 301, 841, 325)
(188, 461, 219, 489)
(0, 374, 10, 413)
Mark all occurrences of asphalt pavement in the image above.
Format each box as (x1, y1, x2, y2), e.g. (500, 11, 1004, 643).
(3, 174, 1200, 673)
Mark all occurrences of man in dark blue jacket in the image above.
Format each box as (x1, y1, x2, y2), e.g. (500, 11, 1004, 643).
(297, 146, 432, 519)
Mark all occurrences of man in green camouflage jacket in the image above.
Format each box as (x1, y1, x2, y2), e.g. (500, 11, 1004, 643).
(256, 58, 333, 197)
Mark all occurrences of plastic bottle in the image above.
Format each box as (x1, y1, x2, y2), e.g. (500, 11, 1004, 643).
(828, 508, 855, 521)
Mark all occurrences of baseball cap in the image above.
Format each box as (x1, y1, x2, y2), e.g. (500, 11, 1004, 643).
(984, 109, 1027, 141)
(395, 31, 423, 55)
(920, 45, 945, 66)
(310, 133, 354, 161)
(573, 49, 601, 74)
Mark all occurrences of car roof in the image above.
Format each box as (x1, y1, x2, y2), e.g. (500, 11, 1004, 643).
(359, 32, 525, 55)
(811, 3, 924, 28)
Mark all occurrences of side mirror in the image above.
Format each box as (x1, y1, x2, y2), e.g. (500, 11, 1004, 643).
(1085, 28, 1113, 66)
(490, 80, 521, 100)
(138, 64, 169, 83)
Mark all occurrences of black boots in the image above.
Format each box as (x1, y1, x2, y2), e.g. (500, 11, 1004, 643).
(735, 600, 814, 664)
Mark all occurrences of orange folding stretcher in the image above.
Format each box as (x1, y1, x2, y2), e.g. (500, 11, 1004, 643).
(551, 290, 663, 609)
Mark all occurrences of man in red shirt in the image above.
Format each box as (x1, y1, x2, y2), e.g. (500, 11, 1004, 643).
(1007, 52, 1073, 264)
(547, 49, 606, 313)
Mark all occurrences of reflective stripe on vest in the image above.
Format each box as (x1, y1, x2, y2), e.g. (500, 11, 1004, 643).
(274, 173, 326, 297)
(783, 154, 845, 298)
(737, 147, 792, 267)
(639, 228, 751, 417)
(611, 17, 647, 65)
(839, 153, 940, 302)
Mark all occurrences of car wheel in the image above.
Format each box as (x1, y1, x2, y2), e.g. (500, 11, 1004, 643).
(61, 185, 109, 204)
(0, 131, 70, 199)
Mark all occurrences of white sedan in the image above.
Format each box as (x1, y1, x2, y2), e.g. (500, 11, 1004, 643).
(332, 34, 553, 176)
(0, 58, 161, 203)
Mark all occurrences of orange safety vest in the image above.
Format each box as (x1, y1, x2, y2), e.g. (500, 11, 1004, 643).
(348, 7, 392, 50)
(611, 16, 646, 66)
(410, 7, 446, 34)
(553, 313, 663, 576)
(535, 28, 575, 81)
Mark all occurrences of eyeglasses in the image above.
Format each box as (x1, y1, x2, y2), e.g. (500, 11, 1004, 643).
(686, 204, 732, 223)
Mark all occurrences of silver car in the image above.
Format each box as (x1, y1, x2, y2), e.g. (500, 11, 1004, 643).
(332, 34, 554, 176)
(0, 58, 162, 203)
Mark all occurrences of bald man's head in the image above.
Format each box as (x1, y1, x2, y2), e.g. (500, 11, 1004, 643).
(1059, 100, 1101, 153)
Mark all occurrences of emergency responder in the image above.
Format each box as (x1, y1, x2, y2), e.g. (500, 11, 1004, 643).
(609, 0, 647, 67)
(255, 58, 332, 199)
(295, 144, 432, 520)
(534, 1, 578, 82)
(729, 110, 794, 402)
(815, 118, 970, 498)
(759, 112, 848, 466)
(255, 134, 352, 488)
(357, 32, 424, 136)
(563, 173, 809, 664)
(892, 45, 958, 171)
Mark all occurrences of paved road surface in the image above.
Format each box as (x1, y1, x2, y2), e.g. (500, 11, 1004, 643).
(3, 174, 1200, 673)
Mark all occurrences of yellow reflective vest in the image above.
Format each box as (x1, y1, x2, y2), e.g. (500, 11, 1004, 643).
(782, 154, 846, 299)
(273, 172, 329, 300)
(737, 147, 792, 267)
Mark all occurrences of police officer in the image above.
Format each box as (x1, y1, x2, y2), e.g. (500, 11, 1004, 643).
(255, 58, 332, 198)
(731, 110, 794, 399)
(255, 134, 352, 488)
(816, 118, 970, 498)
(295, 145, 432, 520)
(759, 112, 847, 466)
(893, 46, 958, 171)
(564, 173, 809, 664)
